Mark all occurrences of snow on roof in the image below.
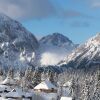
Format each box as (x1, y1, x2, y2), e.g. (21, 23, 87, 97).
(5, 88, 25, 97)
(39, 92, 57, 100)
(25, 92, 33, 97)
(63, 81, 72, 87)
(5, 92, 23, 97)
(34, 80, 57, 90)
(4, 88, 34, 98)
(0, 97, 13, 100)
(0, 85, 11, 91)
(1, 77, 16, 85)
(60, 97, 72, 100)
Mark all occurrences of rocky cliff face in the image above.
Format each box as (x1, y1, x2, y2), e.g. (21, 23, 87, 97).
(59, 33, 100, 69)
(0, 13, 39, 69)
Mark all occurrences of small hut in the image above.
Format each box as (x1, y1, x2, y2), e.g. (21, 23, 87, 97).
(4, 89, 24, 99)
(4, 88, 33, 100)
(34, 80, 57, 93)
(1, 77, 16, 86)
(0, 85, 11, 94)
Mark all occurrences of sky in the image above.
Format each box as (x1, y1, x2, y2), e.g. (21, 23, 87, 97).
(0, 0, 100, 44)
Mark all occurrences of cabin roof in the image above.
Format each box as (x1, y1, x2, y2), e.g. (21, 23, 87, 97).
(34, 80, 57, 90)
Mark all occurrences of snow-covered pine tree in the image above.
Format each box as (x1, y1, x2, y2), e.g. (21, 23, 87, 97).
(97, 67, 100, 81)
(53, 72, 58, 86)
(0, 67, 3, 76)
(33, 69, 41, 86)
(41, 71, 46, 81)
(25, 67, 33, 82)
(48, 71, 55, 84)
(0, 67, 4, 81)
(7, 67, 14, 79)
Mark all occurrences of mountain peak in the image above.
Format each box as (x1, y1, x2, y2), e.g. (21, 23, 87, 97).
(52, 32, 73, 43)
(52, 32, 61, 35)
(0, 13, 12, 21)
(85, 33, 100, 48)
(39, 32, 74, 48)
(52, 32, 66, 37)
(0, 13, 38, 49)
(0, 13, 39, 69)
(59, 33, 100, 69)
(36, 33, 77, 66)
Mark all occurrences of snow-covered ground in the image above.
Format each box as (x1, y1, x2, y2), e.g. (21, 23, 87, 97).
(0, 85, 58, 100)
(0, 78, 72, 100)
(0, 84, 72, 100)
(60, 97, 72, 100)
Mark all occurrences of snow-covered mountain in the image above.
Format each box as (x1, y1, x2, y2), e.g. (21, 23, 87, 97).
(0, 13, 38, 69)
(36, 33, 77, 66)
(59, 33, 100, 69)
(39, 33, 75, 49)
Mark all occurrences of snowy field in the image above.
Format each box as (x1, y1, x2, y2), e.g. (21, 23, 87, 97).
(60, 97, 72, 100)
(0, 85, 58, 100)
(0, 84, 73, 100)
(0, 77, 72, 100)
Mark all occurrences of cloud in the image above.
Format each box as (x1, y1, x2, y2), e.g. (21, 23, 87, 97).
(90, 0, 100, 8)
(40, 52, 65, 66)
(39, 44, 69, 66)
(61, 10, 82, 18)
(70, 21, 90, 27)
(0, 0, 91, 20)
(0, 0, 56, 20)
(60, 10, 91, 19)
(79, 0, 100, 9)
(73, 0, 100, 8)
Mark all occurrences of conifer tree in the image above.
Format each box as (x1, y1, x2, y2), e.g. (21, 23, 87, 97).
(7, 67, 14, 79)
(33, 69, 41, 86)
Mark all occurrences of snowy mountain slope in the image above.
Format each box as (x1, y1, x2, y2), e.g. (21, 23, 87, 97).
(0, 13, 78, 70)
(0, 13, 38, 69)
(59, 33, 100, 69)
(35, 33, 77, 66)
(39, 33, 75, 49)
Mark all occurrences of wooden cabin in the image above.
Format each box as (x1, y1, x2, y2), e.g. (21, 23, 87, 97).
(4, 88, 33, 100)
(1, 77, 16, 86)
(34, 80, 57, 93)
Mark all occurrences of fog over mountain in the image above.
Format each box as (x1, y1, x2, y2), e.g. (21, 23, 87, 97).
(0, 13, 78, 70)
(36, 33, 77, 66)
